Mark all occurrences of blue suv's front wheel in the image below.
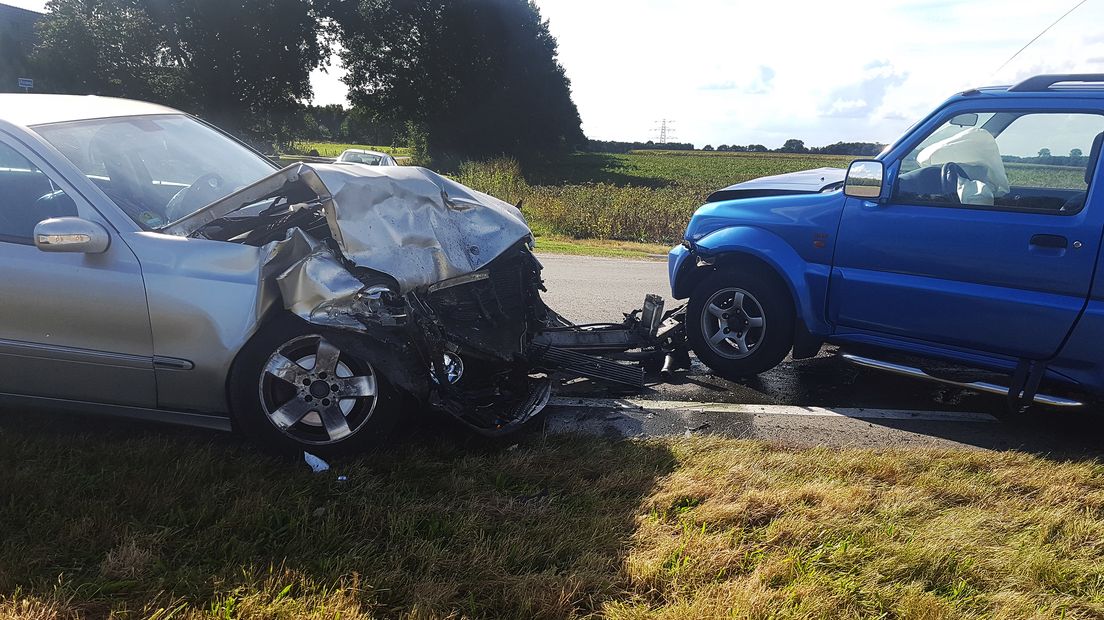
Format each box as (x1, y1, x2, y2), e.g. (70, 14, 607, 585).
(687, 267, 794, 378)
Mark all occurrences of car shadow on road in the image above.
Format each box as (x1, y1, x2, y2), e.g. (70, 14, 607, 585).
(861, 410, 1104, 460)
(730, 355, 1104, 461)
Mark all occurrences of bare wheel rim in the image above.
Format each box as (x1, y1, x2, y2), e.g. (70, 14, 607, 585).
(258, 335, 379, 446)
(700, 287, 767, 360)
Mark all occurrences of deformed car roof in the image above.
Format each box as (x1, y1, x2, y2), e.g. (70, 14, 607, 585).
(0, 94, 181, 127)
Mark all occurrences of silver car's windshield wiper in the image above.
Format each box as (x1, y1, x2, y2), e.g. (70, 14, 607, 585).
(159, 163, 332, 237)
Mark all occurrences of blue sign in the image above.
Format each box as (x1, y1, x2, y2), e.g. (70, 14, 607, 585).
(17, 78, 32, 89)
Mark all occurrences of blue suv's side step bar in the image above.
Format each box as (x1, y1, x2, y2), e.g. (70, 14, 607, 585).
(841, 354, 1084, 408)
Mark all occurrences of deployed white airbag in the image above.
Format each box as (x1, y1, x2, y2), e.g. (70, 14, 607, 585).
(918, 128, 1010, 205)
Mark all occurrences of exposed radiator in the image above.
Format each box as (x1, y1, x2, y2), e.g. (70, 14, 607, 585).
(538, 347, 645, 388)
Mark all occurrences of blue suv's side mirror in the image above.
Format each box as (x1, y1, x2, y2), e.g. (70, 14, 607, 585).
(844, 160, 885, 199)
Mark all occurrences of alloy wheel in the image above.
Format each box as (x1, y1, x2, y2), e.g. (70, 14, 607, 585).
(258, 335, 378, 445)
(700, 287, 767, 360)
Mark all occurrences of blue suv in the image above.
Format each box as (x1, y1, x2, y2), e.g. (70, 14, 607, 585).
(669, 74, 1104, 409)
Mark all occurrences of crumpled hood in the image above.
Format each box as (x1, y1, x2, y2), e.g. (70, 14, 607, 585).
(706, 167, 846, 203)
(170, 162, 532, 294)
(310, 163, 532, 292)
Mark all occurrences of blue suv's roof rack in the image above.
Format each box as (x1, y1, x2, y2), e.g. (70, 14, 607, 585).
(1008, 74, 1104, 92)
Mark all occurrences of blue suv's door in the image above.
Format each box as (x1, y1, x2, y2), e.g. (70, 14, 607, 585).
(829, 106, 1104, 360)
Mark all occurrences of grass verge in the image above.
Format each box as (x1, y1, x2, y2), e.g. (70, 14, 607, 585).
(3, 416, 1104, 619)
(531, 223, 671, 260)
(532, 236, 670, 260)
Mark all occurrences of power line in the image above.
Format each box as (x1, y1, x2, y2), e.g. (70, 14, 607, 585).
(995, 0, 1091, 74)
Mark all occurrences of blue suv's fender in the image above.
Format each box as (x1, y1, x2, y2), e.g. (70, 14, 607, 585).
(669, 189, 845, 337)
(671, 226, 833, 337)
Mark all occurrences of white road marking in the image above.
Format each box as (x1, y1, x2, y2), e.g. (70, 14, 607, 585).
(547, 397, 998, 423)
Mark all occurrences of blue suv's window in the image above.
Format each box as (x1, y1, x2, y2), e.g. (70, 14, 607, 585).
(895, 112, 1104, 215)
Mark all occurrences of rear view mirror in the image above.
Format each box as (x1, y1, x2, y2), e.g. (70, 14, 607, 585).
(950, 113, 978, 127)
(844, 160, 885, 199)
(34, 217, 111, 254)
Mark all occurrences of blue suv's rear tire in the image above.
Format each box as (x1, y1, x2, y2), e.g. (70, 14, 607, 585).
(687, 268, 794, 378)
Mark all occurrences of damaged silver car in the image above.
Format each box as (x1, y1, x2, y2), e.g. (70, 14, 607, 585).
(0, 95, 684, 454)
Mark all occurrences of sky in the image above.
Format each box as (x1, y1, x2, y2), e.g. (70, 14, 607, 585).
(9, 0, 1104, 148)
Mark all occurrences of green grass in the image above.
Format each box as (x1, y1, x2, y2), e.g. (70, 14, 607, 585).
(4, 417, 1104, 619)
(456, 152, 856, 248)
(288, 141, 413, 158)
(1005, 163, 1087, 190)
(531, 234, 671, 260)
(528, 150, 853, 192)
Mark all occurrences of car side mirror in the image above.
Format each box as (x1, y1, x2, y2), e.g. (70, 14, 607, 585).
(844, 160, 885, 199)
(34, 217, 111, 254)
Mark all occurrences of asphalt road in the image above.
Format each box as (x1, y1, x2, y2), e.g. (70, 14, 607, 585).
(538, 254, 674, 324)
(535, 253, 1104, 458)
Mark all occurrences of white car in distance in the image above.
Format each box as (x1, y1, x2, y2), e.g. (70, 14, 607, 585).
(336, 149, 398, 166)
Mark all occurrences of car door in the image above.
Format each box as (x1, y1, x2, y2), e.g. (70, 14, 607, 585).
(0, 133, 156, 407)
(829, 107, 1104, 361)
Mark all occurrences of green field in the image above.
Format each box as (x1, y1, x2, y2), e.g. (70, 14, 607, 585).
(1005, 162, 1087, 190)
(458, 152, 855, 246)
(4, 418, 1104, 619)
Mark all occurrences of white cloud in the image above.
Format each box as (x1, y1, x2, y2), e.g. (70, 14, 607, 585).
(534, 0, 1104, 147)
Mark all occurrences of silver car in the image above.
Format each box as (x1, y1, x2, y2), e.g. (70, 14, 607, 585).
(0, 95, 678, 455)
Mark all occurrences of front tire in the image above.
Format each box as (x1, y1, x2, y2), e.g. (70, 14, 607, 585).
(229, 317, 400, 457)
(687, 267, 795, 379)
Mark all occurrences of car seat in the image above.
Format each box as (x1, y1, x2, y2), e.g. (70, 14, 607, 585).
(1061, 132, 1104, 213)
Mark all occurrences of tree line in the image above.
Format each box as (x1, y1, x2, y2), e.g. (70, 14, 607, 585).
(10, 0, 584, 164)
(1003, 148, 1095, 168)
(586, 140, 696, 154)
(702, 140, 886, 156)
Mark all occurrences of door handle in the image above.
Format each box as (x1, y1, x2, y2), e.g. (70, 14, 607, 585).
(1030, 234, 1068, 249)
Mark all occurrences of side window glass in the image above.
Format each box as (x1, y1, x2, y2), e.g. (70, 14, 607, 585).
(0, 142, 79, 243)
(894, 112, 1104, 214)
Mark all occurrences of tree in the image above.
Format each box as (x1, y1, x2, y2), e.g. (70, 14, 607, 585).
(34, 0, 173, 101)
(779, 138, 808, 153)
(702, 145, 714, 151)
(1038, 148, 1052, 158)
(326, 0, 584, 163)
(747, 144, 768, 152)
(34, 0, 327, 141)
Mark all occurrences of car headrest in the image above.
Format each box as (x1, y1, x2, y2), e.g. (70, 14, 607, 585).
(1087, 132, 1104, 185)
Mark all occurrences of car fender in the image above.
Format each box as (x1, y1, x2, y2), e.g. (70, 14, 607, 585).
(675, 225, 831, 336)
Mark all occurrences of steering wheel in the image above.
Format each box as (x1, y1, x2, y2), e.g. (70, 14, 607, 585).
(940, 162, 971, 203)
(165, 173, 226, 222)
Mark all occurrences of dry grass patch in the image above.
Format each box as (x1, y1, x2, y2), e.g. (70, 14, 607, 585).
(2, 418, 1104, 619)
(614, 438, 1104, 619)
